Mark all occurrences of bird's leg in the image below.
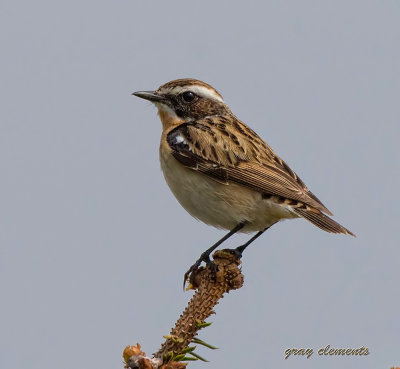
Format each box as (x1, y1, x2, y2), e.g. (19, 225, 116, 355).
(183, 222, 245, 288)
(228, 222, 277, 258)
(229, 230, 265, 258)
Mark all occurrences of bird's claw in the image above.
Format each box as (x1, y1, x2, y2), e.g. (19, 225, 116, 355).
(183, 254, 219, 289)
(183, 261, 201, 289)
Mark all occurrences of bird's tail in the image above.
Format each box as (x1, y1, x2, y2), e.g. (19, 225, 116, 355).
(293, 207, 355, 237)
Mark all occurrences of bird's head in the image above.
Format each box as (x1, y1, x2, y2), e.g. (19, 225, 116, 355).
(133, 79, 231, 128)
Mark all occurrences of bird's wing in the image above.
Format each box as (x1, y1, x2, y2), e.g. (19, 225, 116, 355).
(167, 118, 333, 215)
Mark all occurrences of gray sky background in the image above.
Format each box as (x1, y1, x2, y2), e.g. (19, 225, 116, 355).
(1, 1, 399, 369)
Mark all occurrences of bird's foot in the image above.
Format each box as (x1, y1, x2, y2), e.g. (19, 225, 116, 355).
(183, 252, 218, 289)
(220, 244, 246, 259)
(222, 246, 245, 259)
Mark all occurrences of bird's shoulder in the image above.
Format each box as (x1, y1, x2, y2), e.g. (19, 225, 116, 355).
(167, 115, 270, 163)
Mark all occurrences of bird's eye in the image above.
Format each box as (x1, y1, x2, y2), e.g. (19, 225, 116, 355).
(181, 91, 196, 103)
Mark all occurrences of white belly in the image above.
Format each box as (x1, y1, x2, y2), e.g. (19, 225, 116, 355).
(160, 149, 297, 232)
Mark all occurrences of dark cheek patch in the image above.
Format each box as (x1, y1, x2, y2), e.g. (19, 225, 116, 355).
(173, 98, 229, 120)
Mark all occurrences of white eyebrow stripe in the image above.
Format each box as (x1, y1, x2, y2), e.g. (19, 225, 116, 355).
(167, 86, 224, 103)
(187, 86, 224, 102)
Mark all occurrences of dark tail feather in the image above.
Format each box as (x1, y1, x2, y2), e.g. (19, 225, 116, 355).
(294, 208, 355, 237)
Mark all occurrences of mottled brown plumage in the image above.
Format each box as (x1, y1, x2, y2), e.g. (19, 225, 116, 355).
(134, 78, 355, 237)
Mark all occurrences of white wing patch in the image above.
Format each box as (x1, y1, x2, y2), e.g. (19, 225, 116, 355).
(168, 129, 194, 152)
(174, 134, 186, 145)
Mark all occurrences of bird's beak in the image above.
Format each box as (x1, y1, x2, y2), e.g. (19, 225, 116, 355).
(132, 90, 166, 103)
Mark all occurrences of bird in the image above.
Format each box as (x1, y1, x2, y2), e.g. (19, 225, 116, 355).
(132, 78, 355, 285)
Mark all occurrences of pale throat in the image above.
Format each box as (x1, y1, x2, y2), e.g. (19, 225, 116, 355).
(156, 103, 184, 129)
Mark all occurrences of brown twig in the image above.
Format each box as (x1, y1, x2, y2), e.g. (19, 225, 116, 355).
(123, 249, 244, 369)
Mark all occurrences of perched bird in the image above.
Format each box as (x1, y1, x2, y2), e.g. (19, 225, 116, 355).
(133, 79, 354, 283)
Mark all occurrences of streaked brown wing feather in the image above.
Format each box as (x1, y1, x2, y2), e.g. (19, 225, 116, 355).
(293, 208, 355, 236)
(167, 118, 332, 215)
